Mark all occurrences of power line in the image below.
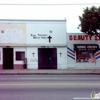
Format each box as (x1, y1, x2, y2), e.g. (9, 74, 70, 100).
(0, 3, 100, 6)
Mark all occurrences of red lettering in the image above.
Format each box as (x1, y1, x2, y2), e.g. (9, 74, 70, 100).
(74, 35, 77, 40)
(78, 35, 81, 40)
(95, 35, 100, 40)
(85, 35, 88, 40)
(89, 35, 92, 40)
(69, 35, 73, 40)
(95, 35, 98, 41)
(69, 34, 97, 41)
(81, 35, 85, 40)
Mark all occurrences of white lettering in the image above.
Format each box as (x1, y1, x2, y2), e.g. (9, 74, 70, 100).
(77, 46, 86, 48)
(38, 34, 48, 36)
(87, 46, 97, 48)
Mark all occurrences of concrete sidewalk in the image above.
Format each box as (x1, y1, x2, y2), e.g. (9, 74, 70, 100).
(0, 69, 100, 75)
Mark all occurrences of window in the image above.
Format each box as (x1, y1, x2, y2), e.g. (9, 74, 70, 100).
(76, 51, 95, 62)
(74, 44, 98, 63)
(16, 51, 25, 61)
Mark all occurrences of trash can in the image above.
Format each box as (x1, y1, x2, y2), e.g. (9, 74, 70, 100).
(23, 58, 27, 69)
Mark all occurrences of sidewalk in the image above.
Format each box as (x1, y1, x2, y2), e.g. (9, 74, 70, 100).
(0, 69, 100, 75)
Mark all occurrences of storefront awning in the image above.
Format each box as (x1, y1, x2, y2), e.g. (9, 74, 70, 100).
(74, 44, 99, 51)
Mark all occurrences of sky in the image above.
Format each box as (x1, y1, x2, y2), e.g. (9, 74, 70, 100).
(0, 0, 100, 33)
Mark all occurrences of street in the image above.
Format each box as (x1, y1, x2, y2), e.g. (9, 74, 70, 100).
(0, 75, 99, 100)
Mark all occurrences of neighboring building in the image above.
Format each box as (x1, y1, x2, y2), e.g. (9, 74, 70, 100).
(67, 33, 100, 69)
(0, 19, 67, 69)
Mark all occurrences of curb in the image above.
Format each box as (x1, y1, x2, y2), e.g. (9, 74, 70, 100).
(0, 73, 100, 75)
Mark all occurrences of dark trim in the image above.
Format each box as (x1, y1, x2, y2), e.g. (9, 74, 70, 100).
(74, 44, 99, 51)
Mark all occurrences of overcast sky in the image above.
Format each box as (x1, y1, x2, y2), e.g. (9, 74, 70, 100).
(0, 0, 100, 33)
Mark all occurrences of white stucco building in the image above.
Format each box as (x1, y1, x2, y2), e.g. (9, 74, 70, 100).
(0, 19, 67, 69)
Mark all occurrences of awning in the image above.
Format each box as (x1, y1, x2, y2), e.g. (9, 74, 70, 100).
(74, 44, 99, 51)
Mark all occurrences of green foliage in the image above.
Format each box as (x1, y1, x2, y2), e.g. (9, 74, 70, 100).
(78, 6, 100, 36)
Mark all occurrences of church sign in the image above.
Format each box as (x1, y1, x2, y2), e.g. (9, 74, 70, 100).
(31, 34, 52, 43)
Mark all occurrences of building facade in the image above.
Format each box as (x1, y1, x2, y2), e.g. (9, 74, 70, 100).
(67, 33, 100, 69)
(0, 19, 100, 70)
(0, 19, 67, 69)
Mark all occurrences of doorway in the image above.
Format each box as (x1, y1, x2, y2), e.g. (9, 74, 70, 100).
(3, 48, 13, 69)
(38, 48, 57, 69)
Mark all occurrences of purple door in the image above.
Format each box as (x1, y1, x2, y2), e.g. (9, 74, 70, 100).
(38, 48, 57, 69)
(3, 48, 13, 69)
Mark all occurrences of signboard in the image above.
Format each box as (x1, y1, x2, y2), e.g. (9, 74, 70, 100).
(69, 35, 100, 41)
(31, 34, 52, 43)
(74, 44, 99, 51)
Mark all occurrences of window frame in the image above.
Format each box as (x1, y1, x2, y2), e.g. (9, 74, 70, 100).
(16, 51, 25, 61)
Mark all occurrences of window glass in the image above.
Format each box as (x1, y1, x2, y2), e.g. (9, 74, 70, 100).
(16, 52, 25, 61)
(76, 51, 95, 62)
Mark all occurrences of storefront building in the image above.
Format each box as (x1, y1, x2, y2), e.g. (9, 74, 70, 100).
(0, 19, 100, 70)
(0, 19, 67, 69)
(67, 33, 100, 69)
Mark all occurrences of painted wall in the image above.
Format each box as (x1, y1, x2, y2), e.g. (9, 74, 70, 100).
(0, 20, 67, 70)
(57, 47, 67, 69)
(0, 46, 37, 69)
(14, 47, 26, 69)
(26, 47, 38, 69)
(26, 20, 66, 46)
(67, 33, 100, 69)
(0, 23, 26, 46)
(26, 47, 67, 69)
(0, 20, 66, 46)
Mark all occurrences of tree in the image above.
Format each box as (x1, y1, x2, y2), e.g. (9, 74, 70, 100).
(78, 6, 100, 36)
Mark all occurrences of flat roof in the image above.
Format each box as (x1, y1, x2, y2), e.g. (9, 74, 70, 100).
(0, 19, 66, 22)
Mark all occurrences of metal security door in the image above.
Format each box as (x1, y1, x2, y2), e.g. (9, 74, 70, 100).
(3, 48, 13, 69)
(38, 48, 57, 69)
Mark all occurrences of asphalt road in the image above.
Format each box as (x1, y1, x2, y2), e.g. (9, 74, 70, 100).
(0, 75, 100, 100)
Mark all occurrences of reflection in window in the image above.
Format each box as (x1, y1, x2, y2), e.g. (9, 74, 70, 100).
(76, 51, 95, 62)
(16, 52, 25, 61)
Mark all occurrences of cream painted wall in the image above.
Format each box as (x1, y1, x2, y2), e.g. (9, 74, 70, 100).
(0, 23, 26, 45)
